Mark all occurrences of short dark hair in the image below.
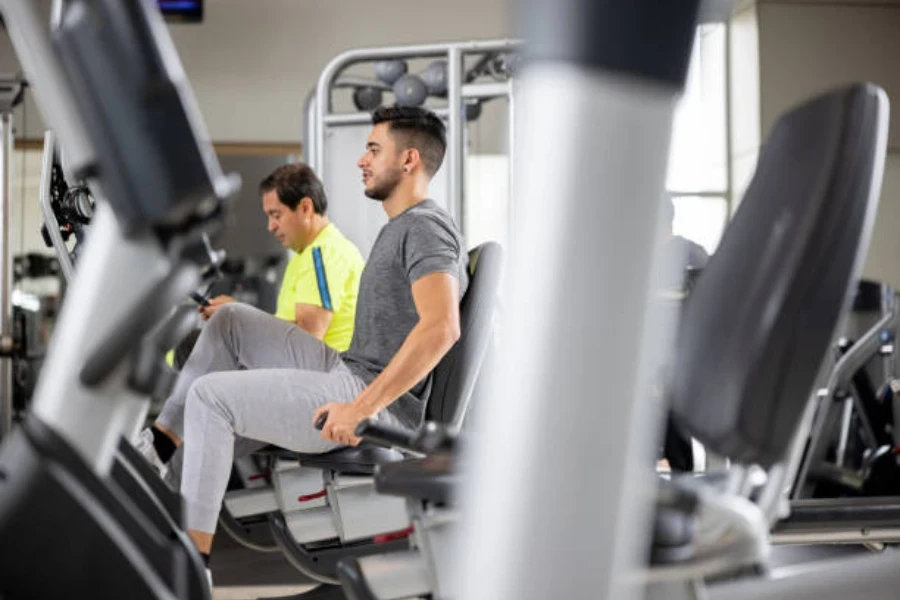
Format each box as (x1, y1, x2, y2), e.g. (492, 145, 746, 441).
(259, 162, 327, 214)
(372, 106, 447, 177)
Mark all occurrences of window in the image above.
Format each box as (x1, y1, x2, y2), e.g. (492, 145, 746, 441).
(668, 23, 730, 254)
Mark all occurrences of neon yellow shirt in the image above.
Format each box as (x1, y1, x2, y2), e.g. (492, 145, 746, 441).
(275, 223, 364, 352)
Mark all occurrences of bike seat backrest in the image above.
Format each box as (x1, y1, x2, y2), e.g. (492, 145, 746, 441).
(669, 84, 888, 468)
(425, 241, 504, 426)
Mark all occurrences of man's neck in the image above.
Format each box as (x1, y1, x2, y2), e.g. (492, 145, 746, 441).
(294, 216, 330, 253)
(383, 179, 429, 219)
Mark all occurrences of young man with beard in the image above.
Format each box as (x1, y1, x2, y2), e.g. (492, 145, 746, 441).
(137, 105, 468, 561)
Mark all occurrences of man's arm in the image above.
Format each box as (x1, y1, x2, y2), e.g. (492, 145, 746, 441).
(295, 303, 333, 340)
(315, 272, 460, 445)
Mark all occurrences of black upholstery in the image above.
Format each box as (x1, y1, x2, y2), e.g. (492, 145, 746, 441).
(853, 279, 883, 312)
(669, 84, 887, 468)
(374, 453, 456, 506)
(292, 445, 405, 476)
(426, 242, 504, 425)
(257, 444, 404, 475)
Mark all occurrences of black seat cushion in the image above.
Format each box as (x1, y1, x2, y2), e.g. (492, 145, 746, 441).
(259, 444, 405, 476)
(374, 453, 456, 505)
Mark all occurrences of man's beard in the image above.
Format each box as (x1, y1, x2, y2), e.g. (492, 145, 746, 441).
(364, 168, 403, 201)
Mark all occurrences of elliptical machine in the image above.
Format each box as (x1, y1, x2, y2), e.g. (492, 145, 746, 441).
(0, 1, 238, 598)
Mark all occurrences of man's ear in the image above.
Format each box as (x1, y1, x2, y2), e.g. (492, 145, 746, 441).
(299, 197, 314, 215)
(402, 148, 421, 173)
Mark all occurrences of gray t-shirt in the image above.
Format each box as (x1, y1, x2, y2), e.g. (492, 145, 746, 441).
(341, 199, 469, 428)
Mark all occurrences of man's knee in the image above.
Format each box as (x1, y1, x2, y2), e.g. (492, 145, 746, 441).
(204, 302, 254, 347)
(185, 374, 231, 423)
(206, 301, 241, 330)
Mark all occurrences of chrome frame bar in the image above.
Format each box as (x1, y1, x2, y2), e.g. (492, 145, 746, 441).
(0, 90, 13, 439)
(313, 39, 521, 225)
(791, 306, 900, 498)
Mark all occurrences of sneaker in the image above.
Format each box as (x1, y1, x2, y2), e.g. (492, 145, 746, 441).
(133, 428, 169, 480)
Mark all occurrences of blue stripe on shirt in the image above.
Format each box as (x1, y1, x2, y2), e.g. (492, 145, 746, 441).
(312, 247, 333, 310)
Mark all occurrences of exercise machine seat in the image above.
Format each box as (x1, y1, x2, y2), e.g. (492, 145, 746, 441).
(426, 242, 504, 425)
(259, 443, 405, 476)
(295, 445, 406, 476)
(669, 84, 887, 468)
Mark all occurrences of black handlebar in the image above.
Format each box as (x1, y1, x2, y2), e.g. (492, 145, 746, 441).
(314, 412, 328, 430)
(354, 419, 417, 450)
(315, 412, 458, 454)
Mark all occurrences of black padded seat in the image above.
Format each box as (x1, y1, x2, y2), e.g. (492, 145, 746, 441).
(374, 453, 456, 506)
(260, 444, 405, 476)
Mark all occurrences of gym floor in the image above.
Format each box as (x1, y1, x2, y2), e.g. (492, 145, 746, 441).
(207, 530, 870, 600)
(210, 533, 314, 599)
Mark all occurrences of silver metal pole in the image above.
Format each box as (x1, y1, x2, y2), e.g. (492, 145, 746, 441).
(303, 89, 317, 169)
(447, 47, 463, 225)
(461, 81, 512, 99)
(453, 3, 699, 598)
(507, 79, 516, 252)
(771, 527, 900, 545)
(454, 66, 686, 600)
(835, 397, 854, 467)
(50, 0, 63, 29)
(323, 109, 450, 127)
(0, 112, 11, 438)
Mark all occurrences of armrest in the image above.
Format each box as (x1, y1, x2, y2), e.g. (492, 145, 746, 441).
(412, 422, 458, 454)
(354, 420, 458, 455)
(354, 419, 418, 451)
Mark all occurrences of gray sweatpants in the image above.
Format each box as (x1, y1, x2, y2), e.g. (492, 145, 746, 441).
(155, 303, 393, 533)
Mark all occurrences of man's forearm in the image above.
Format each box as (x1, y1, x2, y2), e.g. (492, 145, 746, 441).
(295, 303, 332, 341)
(354, 319, 459, 416)
(295, 315, 328, 340)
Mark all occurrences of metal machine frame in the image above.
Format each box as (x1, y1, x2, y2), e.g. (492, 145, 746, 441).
(0, 74, 25, 440)
(309, 39, 519, 231)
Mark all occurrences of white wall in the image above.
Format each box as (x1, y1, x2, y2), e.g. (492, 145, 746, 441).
(174, 0, 512, 142)
(1, 0, 514, 255)
(757, 1, 900, 148)
(730, 0, 900, 287)
(1, 0, 513, 142)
